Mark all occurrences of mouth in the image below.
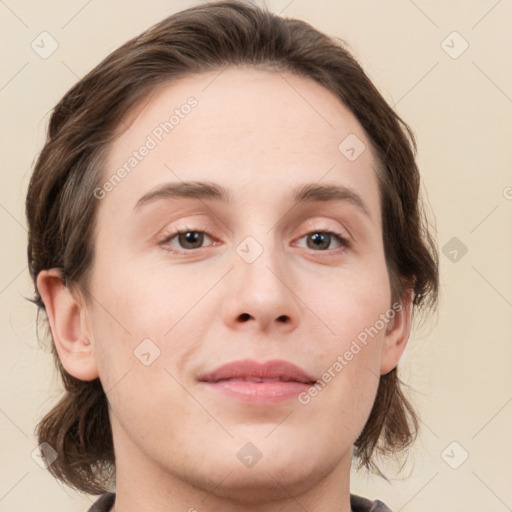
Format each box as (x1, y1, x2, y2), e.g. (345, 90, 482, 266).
(197, 359, 317, 403)
(211, 376, 312, 382)
(197, 358, 317, 384)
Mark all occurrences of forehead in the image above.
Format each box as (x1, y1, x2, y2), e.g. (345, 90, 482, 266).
(102, 67, 381, 223)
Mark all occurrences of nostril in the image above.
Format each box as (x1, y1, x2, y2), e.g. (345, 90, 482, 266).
(237, 313, 289, 323)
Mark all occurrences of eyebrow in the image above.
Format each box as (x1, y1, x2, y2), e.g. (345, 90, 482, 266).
(134, 180, 371, 219)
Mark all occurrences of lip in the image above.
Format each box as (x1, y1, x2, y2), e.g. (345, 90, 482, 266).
(197, 359, 317, 404)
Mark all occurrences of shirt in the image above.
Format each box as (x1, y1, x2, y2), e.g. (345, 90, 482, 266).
(87, 492, 392, 511)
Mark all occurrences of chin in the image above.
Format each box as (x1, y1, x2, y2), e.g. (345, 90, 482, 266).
(195, 460, 322, 505)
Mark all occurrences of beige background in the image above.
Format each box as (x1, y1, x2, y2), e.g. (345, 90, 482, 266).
(1, 1, 511, 511)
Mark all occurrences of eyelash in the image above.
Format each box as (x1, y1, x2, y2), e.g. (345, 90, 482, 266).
(159, 225, 350, 254)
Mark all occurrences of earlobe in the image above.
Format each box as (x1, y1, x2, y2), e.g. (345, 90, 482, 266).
(380, 289, 414, 375)
(37, 269, 99, 381)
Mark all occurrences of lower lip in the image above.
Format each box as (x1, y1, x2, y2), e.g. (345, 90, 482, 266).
(201, 380, 315, 404)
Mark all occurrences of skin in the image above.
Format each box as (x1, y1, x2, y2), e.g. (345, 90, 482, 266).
(37, 67, 412, 512)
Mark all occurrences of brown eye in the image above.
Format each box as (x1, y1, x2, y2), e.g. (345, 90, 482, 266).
(176, 231, 205, 249)
(298, 231, 349, 251)
(161, 229, 214, 252)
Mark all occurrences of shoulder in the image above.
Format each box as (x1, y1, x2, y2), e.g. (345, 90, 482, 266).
(350, 493, 393, 512)
(87, 493, 115, 512)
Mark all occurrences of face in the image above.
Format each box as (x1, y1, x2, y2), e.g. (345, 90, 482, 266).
(56, 68, 409, 501)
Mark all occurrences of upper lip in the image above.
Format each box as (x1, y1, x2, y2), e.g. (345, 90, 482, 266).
(197, 359, 317, 384)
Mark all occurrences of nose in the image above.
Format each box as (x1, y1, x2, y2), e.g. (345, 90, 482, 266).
(221, 237, 301, 334)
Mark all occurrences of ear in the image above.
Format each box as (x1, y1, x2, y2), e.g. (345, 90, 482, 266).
(380, 287, 414, 375)
(37, 269, 99, 381)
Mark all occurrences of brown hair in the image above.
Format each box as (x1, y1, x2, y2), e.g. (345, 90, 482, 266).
(26, 0, 439, 494)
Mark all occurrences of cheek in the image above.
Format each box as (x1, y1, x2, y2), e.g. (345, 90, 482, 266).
(86, 254, 211, 388)
(299, 259, 391, 406)
(304, 260, 392, 344)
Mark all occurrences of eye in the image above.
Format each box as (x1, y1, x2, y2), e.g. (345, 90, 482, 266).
(159, 227, 349, 254)
(296, 230, 350, 251)
(160, 227, 215, 252)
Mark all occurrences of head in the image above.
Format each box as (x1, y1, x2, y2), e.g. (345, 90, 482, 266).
(27, 0, 438, 498)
